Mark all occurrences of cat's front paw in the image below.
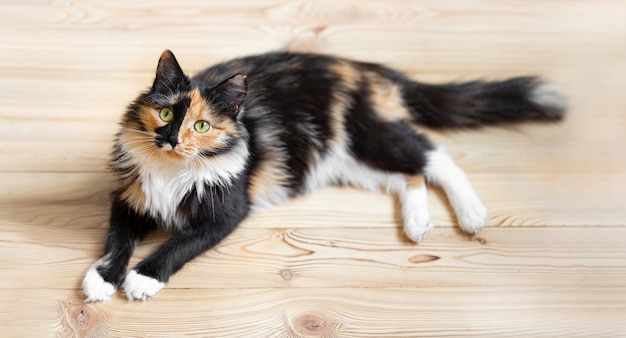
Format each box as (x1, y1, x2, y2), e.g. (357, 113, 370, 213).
(82, 268, 117, 302)
(123, 270, 165, 301)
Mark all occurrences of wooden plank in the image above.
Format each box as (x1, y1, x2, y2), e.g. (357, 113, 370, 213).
(2, 0, 626, 32)
(2, 29, 623, 74)
(2, 0, 625, 74)
(2, 225, 625, 290)
(3, 287, 626, 337)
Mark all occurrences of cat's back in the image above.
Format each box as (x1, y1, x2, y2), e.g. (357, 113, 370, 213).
(191, 52, 345, 89)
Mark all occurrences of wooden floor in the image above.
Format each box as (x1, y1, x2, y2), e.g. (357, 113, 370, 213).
(1, 1, 625, 337)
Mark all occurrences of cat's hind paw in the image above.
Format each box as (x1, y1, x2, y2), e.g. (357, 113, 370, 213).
(403, 209, 435, 243)
(82, 269, 117, 302)
(404, 220, 435, 243)
(123, 270, 165, 301)
(456, 201, 489, 235)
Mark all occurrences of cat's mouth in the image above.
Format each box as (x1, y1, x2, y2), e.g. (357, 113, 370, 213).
(163, 146, 189, 157)
(155, 139, 191, 158)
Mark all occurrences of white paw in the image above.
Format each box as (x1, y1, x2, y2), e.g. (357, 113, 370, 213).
(82, 268, 117, 302)
(456, 200, 489, 234)
(123, 270, 165, 301)
(404, 214, 435, 243)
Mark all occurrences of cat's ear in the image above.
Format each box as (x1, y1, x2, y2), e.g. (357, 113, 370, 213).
(207, 74, 247, 119)
(152, 50, 189, 94)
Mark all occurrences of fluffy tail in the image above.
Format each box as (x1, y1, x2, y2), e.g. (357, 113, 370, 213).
(402, 77, 566, 128)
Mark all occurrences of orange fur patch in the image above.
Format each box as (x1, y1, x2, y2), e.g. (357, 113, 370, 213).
(138, 104, 165, 136)
(248, 153, 290, 204)
(365, 72, 411, 122)
(406, 175, 425, 189)
(120, 180, 146, 213)
(328, 61, 361, 146)
(330, 61, 360, 92)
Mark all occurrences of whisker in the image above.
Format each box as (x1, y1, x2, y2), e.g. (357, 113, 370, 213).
(119, 141, 156, 149)
(119, 139, 154, 145)
(142, 149, 159, 172)
(120, 129, 157, 138)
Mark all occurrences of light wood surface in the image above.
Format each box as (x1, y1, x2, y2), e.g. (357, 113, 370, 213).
(1, 1, 625, 337)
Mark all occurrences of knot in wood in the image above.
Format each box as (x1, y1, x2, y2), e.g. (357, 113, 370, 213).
(295, 313, 328, 336)
(408, 254, 440, 264)
(280, 269, 293, 280)
(57, 300, 103, 337)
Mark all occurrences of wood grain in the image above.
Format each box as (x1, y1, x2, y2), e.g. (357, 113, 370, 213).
(5, 288, 626, 337)
(0, 0, 625, 336)
(2, 226, 625, 290)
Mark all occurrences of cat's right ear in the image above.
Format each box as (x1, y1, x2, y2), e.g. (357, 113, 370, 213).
(151, 50, 189, 94)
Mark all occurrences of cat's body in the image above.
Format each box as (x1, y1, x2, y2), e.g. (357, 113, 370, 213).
(83, 50, 565, 302)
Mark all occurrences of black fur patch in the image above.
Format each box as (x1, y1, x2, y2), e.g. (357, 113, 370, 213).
(402, 77, 565, 128)
(154, 97, 191, 148)
(346, 80, 433, 174)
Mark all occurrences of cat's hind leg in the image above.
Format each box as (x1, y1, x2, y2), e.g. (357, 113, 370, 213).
(399, 175, 434, 243)
(424, 145, 488, 234)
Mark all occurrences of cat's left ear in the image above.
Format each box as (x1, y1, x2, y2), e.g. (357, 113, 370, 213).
(152, 50, 189, 94)
(207, 74, 247, 119)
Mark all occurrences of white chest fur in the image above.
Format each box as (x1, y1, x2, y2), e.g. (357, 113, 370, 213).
(125, 141, 250, 229)
(140, 161, 206, 229)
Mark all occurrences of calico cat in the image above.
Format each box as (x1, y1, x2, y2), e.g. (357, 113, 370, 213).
(82, 50, 565, 302)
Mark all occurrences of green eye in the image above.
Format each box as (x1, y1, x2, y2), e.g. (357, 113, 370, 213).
(159, 108, 174, 122)
(194, 120, 211, 133)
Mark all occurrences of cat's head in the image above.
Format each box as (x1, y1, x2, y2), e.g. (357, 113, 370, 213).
(117, 50, 247, 163)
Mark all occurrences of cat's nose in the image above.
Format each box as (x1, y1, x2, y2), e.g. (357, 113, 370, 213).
(168, 135, 180, 149)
